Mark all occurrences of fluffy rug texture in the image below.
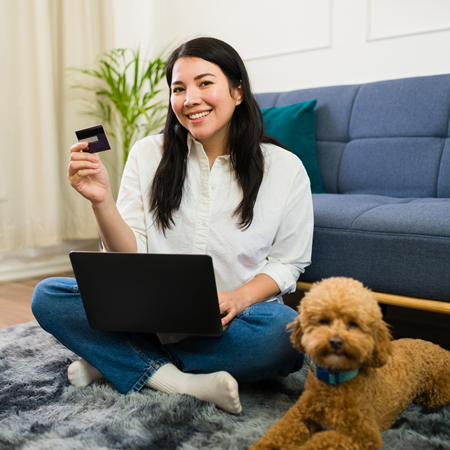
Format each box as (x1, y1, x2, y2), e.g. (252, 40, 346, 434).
(1, 322, 450, 450)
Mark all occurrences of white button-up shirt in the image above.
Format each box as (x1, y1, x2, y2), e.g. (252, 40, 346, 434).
(116, 133, 313, 302)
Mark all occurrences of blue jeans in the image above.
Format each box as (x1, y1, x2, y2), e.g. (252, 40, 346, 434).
(31, 277, 304, 395)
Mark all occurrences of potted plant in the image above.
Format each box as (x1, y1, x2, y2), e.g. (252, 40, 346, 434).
(70, 48, 168, 171)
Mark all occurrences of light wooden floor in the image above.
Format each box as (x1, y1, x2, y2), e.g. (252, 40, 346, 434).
(0, 272, 74, 329)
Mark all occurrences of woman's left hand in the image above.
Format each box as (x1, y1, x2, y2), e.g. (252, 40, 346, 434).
(217, 274, 281, 330)
(218, 291, 248, 329)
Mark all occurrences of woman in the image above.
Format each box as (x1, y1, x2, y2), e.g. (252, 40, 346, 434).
(32, 37, 313, 414)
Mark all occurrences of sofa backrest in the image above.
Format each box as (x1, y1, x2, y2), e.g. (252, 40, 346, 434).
(256, 74, 450, 198)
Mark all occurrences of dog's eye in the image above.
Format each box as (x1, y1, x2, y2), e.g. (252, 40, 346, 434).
(348, 321, 359, 329)
(319, 318, 330, 325)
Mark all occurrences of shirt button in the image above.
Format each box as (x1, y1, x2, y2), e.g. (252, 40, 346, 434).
(211, 186, 216, 191)
(201, 220, 206, 226)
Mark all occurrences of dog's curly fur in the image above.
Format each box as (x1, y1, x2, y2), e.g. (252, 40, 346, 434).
(250, 277, 450, 450)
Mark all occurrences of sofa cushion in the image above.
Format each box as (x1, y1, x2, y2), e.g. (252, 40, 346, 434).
(303, 194, 450, 301)
(261, 100, 325, 193)
(338, 138, 445, 197)
(438, 140, 450, 198)
(315, 142, 345, 194)
(349, 75, 450, 140)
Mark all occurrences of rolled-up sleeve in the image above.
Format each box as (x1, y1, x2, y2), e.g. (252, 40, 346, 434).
(258, 167, 314, 296)
(115, 144, 148, 253)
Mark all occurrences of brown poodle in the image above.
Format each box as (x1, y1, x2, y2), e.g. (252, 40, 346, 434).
(250, 277, 450, 450)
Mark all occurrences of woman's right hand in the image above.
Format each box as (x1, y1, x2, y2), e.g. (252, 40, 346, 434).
(67, 141, 111, 205)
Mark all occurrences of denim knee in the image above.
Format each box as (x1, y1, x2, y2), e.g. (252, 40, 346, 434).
(266, 304, 300, 348)
(244, 302, 298, 339)
(265, 304, 304, 376)
(31, 278, 51, 321)
(230, 302, 303, 379)
(31, 277, 77, 326)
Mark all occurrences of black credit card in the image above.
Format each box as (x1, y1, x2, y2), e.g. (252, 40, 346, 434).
(75, 125, 111, 153)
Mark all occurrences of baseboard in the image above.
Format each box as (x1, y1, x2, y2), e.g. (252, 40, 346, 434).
(0, 257, 73, 283)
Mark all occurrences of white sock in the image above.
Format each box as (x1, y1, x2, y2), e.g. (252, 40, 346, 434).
(68, 359, 104, 387)
(146, 363, 242, 414)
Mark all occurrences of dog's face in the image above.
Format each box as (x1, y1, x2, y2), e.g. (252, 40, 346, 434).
(289, 278, 392, 372)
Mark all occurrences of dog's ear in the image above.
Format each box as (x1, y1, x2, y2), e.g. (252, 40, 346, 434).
(367, 320, 393, 368)
(287, 315, 306, 353)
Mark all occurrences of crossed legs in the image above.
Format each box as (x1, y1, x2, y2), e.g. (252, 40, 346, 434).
(32, 277, 303, 414)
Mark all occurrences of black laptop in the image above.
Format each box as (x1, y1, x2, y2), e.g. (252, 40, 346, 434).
(69, 251, 223, 337)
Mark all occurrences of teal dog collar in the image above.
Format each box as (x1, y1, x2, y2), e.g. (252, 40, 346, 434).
(313, 363, 359, 386)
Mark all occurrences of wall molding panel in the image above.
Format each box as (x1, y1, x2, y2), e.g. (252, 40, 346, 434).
(241, 0, 333, 61)
(160, 0, 333, 64)
(244, 39, 332, 63)
(244, 0, 333, 62)
(366, 0, 450, 42)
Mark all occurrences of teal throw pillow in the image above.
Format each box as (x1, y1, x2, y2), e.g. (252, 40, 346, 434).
(261, 100, 325, 193)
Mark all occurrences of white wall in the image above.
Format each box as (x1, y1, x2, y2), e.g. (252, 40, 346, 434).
(113, 0, 450, 93)
(112, 0, 167, 58)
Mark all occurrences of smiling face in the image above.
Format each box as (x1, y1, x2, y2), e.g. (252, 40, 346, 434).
(170, 57, 243, 154)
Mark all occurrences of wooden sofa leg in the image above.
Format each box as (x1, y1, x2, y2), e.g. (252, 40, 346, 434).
(296, 282, 450, 315)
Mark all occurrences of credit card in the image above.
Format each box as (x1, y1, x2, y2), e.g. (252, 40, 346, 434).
(75, 125, 111, 153)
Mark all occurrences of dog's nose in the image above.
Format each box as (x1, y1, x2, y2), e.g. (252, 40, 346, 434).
(329, 337, 344, 350)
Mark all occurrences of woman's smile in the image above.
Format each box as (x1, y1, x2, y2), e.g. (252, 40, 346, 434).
(187, 109, 212, 122)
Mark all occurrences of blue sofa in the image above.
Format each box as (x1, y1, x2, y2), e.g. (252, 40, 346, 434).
(256, 74, 450, 313)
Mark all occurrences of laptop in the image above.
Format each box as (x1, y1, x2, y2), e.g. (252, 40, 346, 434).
(69, 251, 223, 337)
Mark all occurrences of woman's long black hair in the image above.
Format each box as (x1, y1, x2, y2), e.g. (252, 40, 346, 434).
(150, 37, 285, 231)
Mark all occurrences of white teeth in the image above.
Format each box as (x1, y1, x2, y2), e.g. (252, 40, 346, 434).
(189, 111, 211, 120)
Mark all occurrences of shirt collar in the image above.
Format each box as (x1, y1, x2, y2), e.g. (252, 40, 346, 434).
(187, 133, 231, 162)
(312, 363, 359, 386)
(186, 132, 197, 156)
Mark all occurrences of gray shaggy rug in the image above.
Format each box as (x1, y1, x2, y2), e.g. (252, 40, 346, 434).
(1, 322, 450, 450)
